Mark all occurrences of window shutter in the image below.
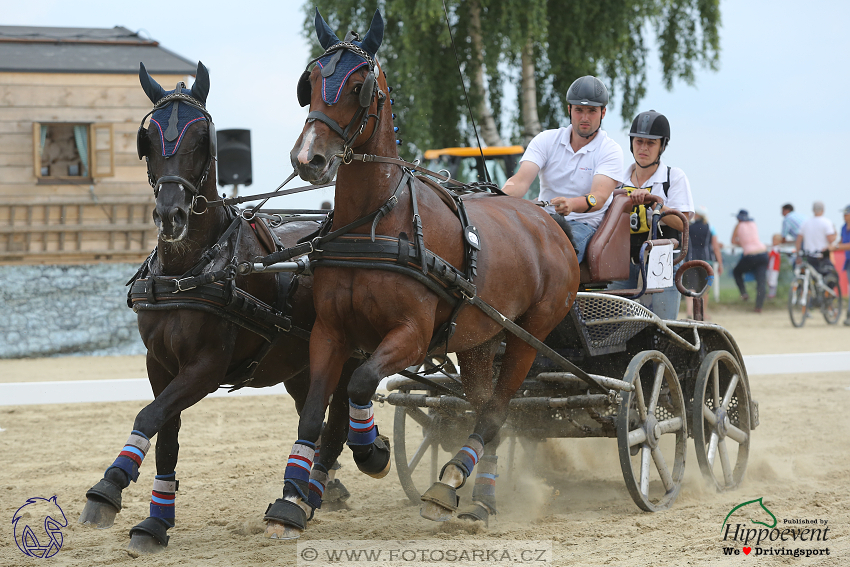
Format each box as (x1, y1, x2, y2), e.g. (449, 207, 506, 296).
(32, 122, 42, 178)
(91, 123, 114, 178)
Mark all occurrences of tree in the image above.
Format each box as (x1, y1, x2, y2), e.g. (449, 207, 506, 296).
(299, 0, 720, 156)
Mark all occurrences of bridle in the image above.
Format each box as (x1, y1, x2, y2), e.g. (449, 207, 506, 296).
(301, 40, 386, 163)
(139, 92, 216, 215)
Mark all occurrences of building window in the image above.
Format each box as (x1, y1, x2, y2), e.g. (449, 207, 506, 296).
(32, 122, 113, 183)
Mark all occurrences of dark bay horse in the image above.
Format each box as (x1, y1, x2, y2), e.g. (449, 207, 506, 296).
(78, 61, 356, 553)
(265, 9, 578, 535)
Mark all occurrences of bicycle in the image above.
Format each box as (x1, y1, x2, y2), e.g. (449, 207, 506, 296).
(787, 254, 843, 327)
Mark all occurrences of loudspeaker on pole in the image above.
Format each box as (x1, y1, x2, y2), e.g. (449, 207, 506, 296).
(216, 129, 252, 187)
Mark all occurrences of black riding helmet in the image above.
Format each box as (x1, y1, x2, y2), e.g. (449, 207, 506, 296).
(629, 110, 670, 168)
(566, 76, 609, 139)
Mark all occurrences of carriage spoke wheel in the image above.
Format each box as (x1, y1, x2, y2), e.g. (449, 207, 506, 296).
(692, 350, 751, 492)
(788, 277, 812, 328)
(616, 350, 687, 512)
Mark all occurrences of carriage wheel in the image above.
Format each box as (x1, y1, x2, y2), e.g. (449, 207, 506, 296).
(788, 277, 812, 327)
(393, 404, 473, 504)
(820, 273, 843, 325)
(692, 350, 751, 491)
(616, 350, 687, 512)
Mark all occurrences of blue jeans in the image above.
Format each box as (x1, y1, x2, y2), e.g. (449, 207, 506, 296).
(550, 214, 596, 263)
(607, 263, 681, 320)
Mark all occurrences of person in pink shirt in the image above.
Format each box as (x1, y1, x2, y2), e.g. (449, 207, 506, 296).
(730, 209, 768, 312)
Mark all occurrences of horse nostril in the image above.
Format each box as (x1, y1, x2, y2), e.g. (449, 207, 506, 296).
(309, 155, 326, 171)
(170, 207, 186, 228)
(152, 209, 161, 225)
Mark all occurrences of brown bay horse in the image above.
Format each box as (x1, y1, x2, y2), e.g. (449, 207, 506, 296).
(77, 61, 356, 554)
(265, 9, 579, 536)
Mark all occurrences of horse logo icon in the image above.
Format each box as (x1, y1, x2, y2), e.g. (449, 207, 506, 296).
(12, 496, 68, 558)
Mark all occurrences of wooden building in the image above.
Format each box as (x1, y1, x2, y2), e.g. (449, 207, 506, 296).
(0, 26, 196, 263)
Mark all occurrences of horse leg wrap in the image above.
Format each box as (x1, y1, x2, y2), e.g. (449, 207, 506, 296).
(347, 401, 391, 478)
(283, 439, 315, 495)
(307, 464, 328, 510)
(149, 473, 177, 528)
(107, 430, 151, 483)
(439, 434, 484, 489)
(347, 401, 376, 446)
(458, 455, 498, 525)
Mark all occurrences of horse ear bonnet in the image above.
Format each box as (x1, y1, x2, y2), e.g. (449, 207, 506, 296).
(299, 8, 384, 108)
(137, 61, 216, 160)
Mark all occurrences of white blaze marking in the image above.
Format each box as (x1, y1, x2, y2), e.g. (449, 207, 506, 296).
(297, 124, 316, 165)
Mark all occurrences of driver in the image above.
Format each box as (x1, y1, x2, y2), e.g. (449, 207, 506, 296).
(607, 110, 693, 320)
(502, 75, 624, 263)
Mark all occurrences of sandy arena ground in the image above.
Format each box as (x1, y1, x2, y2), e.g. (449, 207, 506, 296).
(1, 305, 848, 566)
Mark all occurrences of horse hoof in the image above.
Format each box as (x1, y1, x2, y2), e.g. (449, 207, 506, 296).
(353, 435, 392, 479)
(78, 498, 119, 529)
(127, 533, 166, 555)
(457, 502, 490, 527)
(264, 520, 302, 540)
(420, 501, 454, 522)
(323, 479, 351, 504)
(420, 482, 459, 522)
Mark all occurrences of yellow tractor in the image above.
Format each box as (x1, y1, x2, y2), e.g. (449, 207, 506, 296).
(421, 145, 540, 200)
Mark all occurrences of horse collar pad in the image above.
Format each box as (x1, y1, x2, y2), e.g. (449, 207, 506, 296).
(150, 94, 208, 156)
(317, 48, 369, 105)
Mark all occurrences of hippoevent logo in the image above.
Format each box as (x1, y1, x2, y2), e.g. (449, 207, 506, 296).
(720, 497, 831, 558)
(12, 496, 67, 558)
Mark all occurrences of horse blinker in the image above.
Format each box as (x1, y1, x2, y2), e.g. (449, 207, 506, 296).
(359, 72, 376, 108)
(297, 70, 312, 107)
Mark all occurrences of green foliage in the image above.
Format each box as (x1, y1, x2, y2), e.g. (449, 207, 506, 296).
(299, 0, 720, 155)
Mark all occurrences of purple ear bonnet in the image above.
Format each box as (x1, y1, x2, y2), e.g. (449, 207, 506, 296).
(312, 8, 384, 105)
(150, 96, 207, 156)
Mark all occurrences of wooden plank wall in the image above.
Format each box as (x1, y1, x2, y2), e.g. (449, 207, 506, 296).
(0, 71, 187, 264)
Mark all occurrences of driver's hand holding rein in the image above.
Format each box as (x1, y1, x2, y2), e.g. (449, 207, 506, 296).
(501, 75, 624, 264)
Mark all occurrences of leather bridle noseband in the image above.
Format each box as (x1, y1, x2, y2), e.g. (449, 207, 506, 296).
(140, 92, 216, 215)
(302, 41, 385, 162)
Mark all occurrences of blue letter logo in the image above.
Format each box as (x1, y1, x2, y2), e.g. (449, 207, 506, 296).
(12, 496, 67, 558)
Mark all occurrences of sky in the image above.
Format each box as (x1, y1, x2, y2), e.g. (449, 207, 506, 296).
(6, 0, 850, 244)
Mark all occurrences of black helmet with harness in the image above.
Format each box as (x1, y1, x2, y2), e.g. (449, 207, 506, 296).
(629, 110, 670, 168)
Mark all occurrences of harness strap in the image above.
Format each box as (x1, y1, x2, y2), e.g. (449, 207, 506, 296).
(259, 171, 408, 267)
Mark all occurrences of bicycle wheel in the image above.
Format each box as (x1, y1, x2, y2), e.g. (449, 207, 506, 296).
(788, 277, 811, 327)
(821, 272, 843, 325)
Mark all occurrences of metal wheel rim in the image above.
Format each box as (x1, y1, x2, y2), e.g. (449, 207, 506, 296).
(616, 350, 687, 512)
(788, 278, 809, 327)
(821, 279, 842, 324)
(692, 350, 751, 492)
(393, 404, 440, 504)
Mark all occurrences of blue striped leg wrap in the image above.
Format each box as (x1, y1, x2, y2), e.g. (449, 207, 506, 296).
(284, 440, 315, 500)
(347, 401, 376, 446)
(449, 434, 484, 478)
(150, 473, 177, 527)
(108, 430, 150, 482)
(472, 455, 498, 500)
(307, 464, 328, 510)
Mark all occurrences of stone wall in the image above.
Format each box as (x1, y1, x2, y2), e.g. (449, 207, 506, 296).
(0, 264, 146, 358)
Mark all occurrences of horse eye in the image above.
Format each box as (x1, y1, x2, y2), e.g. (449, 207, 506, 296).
(353, 85, 362, 94)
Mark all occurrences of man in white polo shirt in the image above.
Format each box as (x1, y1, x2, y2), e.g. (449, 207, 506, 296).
(796, 201, 838, 277)
(502, 75, 624, 263)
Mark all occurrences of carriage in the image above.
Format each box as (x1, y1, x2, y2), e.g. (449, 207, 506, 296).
(377, 188, 759, 513)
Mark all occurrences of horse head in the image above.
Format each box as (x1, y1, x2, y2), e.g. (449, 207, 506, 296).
(291, 8, 390, 184)
(137, 61, 217, 242)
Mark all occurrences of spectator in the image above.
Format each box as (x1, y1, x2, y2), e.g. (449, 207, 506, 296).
(795, 201, 837, 276)
(731, 210, 768, 313)
(684, 206, 722, 319)
(772, 203, 805, 246)
(827, 204, 850, 325)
